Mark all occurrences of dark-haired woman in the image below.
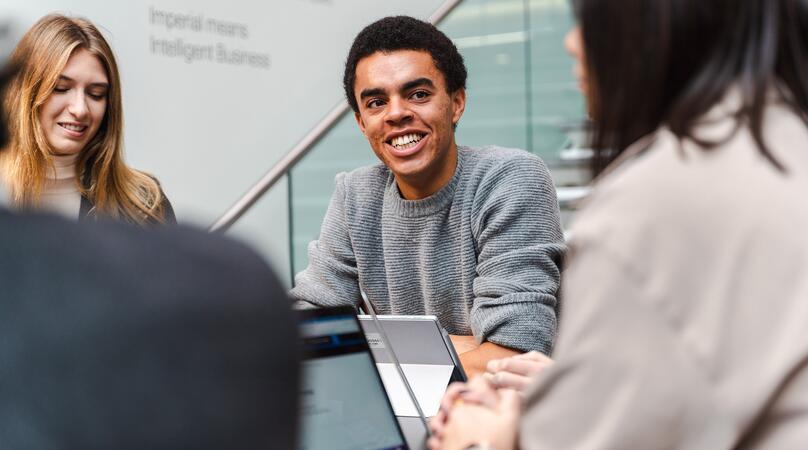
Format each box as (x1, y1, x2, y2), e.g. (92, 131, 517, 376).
(429, 0, 808, 448)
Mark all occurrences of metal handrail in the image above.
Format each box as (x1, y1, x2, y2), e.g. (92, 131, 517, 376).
(209, 0, 464, 233)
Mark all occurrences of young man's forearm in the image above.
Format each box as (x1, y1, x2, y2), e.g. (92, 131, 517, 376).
(457, 341, 521, 378)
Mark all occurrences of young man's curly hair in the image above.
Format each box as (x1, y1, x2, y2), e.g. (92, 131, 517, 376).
(343, 16, 467, 113)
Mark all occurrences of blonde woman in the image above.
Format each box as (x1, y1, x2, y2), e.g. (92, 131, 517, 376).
(2, 14, 174, 225)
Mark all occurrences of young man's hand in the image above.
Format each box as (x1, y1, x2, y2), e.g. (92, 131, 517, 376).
(483, 351, 554, 394)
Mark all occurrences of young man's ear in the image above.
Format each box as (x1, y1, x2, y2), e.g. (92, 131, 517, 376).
(451, 88, 466, 128)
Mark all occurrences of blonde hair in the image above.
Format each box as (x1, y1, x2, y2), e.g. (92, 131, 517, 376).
(1, 14, 167, 224)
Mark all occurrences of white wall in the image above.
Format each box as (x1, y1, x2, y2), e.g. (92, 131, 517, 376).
(1, 0, 447, 285)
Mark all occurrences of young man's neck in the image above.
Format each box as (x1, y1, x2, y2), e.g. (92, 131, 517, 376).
(395, 145, 458, 200)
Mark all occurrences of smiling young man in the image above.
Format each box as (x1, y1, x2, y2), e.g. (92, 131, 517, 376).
(291, 16, 565, 375)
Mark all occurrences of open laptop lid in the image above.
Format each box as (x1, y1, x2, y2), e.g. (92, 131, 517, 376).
(298, 306, 408, 450)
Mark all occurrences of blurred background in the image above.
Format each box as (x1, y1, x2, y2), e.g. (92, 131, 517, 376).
(0, 0, 589, 285)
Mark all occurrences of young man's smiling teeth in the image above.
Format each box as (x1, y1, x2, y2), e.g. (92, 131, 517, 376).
(59, 122, 87, 132)
(389, 133, 425, 149)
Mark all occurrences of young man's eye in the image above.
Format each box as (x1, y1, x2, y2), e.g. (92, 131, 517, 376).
(367, 99, 385, 109)
(411, 90, 430, 101)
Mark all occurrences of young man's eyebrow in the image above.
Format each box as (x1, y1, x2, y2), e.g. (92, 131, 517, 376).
(359, 87, 386, 100)
(401, 77, 435, 92)
(359, 77, 437, 101)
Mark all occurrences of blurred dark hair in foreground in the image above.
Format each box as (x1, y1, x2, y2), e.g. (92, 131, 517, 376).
(573, 0, 808, 175)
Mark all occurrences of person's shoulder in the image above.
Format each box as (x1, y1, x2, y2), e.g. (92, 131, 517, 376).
(121, 221, 275, 281)
(338, 162, 389, 187)
(573, 131, 687, 234)
(461, 144, 545, 164)
(130, 223, 284, 302)
(461, 145, 551, 180)
(126, 169, 176, 225)
(587, 132, 675, 198)
(332, 162, 390, 208)
(458, 145, 554, 199)
(571, 117, 807, 251)
(0, 210, 281, 298)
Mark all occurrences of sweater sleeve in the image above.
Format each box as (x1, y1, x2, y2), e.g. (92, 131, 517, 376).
(469, 155, 565, 354)
(289, 173, 362, 308)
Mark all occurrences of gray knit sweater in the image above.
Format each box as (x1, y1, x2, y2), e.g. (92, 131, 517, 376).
(291, 146, 565, 353)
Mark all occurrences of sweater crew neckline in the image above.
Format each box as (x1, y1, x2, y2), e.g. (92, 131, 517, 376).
(385, 147, 466, 218)
(48, 154, 79, 181)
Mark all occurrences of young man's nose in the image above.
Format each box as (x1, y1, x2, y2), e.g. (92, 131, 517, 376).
(384, 97, 413, 124)
(66, 91, 90, 119)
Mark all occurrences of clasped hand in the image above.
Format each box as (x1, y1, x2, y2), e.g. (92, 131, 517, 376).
(427, 351, 554, 450)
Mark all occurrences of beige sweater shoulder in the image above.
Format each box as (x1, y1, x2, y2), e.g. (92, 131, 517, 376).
(521, 98, 808, 449)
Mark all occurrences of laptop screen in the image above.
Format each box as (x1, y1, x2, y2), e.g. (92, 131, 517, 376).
(298, 306, 408, 450)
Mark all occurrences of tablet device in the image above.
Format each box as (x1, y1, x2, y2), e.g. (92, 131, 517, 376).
(358, 315, 467, 383)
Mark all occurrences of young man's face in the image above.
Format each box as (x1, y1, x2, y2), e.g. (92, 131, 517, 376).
(353, 50, 465, 199)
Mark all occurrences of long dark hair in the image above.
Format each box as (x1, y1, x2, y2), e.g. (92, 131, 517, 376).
(573, 0, 808, 175)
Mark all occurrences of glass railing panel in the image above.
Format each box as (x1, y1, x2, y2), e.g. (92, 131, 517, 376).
(447, 0, 531, 151)
(528, 0, 585, 165)
(289, 116, 373, 277)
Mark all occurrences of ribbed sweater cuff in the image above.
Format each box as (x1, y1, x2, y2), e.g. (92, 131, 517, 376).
(472, 293, 557, 354)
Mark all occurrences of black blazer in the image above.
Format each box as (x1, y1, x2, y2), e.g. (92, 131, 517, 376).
(79, 159, 177, 225)
(0, 208, 299, 449)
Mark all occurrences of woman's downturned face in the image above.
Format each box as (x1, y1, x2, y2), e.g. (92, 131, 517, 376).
(38, 48, 108, 156)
